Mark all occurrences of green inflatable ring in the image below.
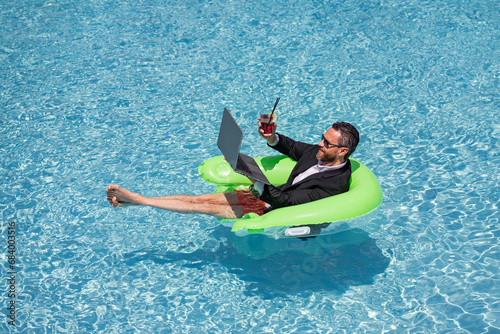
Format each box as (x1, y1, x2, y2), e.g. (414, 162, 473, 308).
(198, 155, 382, 233)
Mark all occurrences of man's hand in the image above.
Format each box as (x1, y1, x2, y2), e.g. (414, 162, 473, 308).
(258, 117, 277, 144)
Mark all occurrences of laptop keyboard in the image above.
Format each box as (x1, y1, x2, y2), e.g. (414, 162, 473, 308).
(237, 156, 251, 174)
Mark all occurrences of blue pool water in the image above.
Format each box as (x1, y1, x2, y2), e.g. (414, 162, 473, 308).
(1, 0, 499, 332)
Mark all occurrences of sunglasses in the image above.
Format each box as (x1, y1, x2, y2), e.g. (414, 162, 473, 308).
(321, 134, 347, 149)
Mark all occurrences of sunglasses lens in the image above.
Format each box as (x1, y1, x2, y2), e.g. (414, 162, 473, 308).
(322, 135, 330, 148)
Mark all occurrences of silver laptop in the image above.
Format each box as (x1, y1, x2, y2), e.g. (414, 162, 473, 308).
(217, 108, 271, 185)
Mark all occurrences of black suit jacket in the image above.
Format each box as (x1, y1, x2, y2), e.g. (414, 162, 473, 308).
(259, 133, 351, 209)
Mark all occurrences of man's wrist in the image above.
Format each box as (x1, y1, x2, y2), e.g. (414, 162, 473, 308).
(249, 182, 265, 197)
(267, 134, 279, 146)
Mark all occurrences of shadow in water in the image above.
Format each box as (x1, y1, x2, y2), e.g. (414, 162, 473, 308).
(123, 226, 390, 298)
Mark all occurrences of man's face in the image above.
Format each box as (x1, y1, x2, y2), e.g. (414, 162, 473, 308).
(316, 128, 349, 164)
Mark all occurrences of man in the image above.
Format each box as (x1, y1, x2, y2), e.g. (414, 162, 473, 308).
(106, 118, 359, 219)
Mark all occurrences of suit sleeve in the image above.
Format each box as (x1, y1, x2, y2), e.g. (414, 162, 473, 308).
(268, 133, 317, 162)
(259, 184, 340, 208)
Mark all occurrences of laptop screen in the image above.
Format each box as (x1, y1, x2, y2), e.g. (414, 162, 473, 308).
(217, 108, 243, 169)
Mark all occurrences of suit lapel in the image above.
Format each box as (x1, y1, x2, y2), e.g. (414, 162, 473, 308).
(287, 150, 318, 183)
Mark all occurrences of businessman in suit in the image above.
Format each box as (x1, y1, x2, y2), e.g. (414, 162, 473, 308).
(106, 118, 359, 219)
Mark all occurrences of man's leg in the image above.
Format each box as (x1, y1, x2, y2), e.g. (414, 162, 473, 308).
(106, 184, 244, 219)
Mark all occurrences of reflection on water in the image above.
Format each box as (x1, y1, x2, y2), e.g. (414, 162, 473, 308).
(123, 226, 390, 298)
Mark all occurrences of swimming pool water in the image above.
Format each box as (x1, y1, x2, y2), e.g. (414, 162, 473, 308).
(1, 0, 499, 333)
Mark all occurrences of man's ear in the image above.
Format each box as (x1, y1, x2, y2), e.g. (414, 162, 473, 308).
(340, 147, 349, 157)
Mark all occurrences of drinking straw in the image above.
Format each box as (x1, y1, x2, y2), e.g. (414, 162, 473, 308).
(265, 97, 280, 133)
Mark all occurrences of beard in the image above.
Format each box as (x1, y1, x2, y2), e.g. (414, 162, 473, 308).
(316, 148, 338, 164)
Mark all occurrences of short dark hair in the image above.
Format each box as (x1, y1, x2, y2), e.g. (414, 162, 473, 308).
(332, 122, 359, 159)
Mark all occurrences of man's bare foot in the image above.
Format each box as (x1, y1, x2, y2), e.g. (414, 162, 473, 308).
(106, 184, 144, 207)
